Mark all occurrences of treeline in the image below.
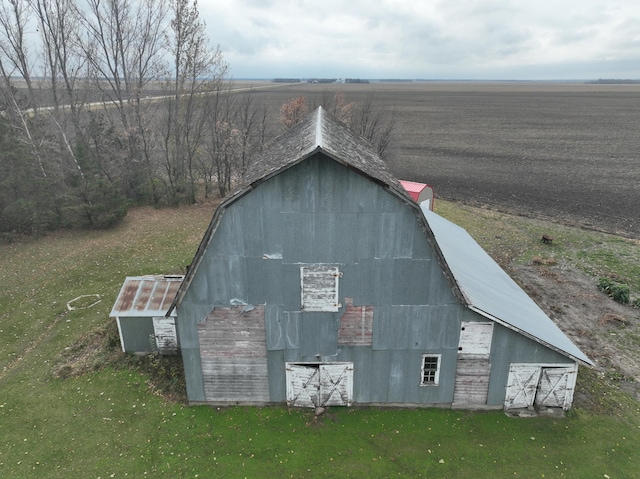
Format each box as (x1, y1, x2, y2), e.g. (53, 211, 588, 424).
(0, 0, 270, 238)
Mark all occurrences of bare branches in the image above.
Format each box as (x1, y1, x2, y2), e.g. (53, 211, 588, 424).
(0, 0, 35, 105)
(281, 91, 397, 160)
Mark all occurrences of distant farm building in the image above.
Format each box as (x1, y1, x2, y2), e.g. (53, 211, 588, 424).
(113, 107, 591, 412)
(399, 180, 434, 210)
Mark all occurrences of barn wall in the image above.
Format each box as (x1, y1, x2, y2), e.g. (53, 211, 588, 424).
(177, 153, 471, 405)
(175, 301, 207, 402)
(117, 317, 154, 353)
(178, 153, 571, 406)
(486, 322, 575, 405)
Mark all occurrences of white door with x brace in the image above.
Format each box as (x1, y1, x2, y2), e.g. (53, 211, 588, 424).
(505, 363, 577, 410)
(286, 363, 354, 408)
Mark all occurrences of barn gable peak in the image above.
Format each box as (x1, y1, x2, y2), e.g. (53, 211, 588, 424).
(240, 107, 410, 201)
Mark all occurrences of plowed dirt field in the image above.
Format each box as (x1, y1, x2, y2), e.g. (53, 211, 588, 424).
(252, 81, 640, 238)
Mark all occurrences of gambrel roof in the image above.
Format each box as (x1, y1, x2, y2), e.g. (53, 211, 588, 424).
(168, 107, 591, 367)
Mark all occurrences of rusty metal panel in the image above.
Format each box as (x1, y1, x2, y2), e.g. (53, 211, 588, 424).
(147, 281, 169, 312)
(112, 279, 141, 313)
(110, 276, 183, 318)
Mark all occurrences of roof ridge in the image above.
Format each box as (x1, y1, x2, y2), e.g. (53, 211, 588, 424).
(315, 106, 324, 148)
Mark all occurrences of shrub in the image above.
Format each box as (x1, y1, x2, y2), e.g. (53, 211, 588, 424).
(598, 277, 630, 304)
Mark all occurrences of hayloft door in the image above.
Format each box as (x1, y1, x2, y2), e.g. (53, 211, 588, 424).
(453, 322, 493, 405)
(286, 363, 353, 408)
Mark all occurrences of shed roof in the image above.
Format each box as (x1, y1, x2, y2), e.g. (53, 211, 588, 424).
(110, 275, 183, 318)
(421, 206, 593, 366)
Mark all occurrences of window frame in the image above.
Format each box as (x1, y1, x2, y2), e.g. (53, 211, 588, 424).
(420, 354, 442, 386)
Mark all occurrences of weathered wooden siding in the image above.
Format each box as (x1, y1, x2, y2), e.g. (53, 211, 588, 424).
(197, 305, 269, 403)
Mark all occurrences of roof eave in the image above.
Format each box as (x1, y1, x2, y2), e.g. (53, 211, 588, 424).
(468, 305, 594, 367)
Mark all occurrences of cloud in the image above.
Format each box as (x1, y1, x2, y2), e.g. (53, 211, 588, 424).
(200, 0, 640, 79)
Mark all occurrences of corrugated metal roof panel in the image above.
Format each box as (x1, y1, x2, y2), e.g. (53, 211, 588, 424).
(421, 206, 593, 366)
(110, 275, 183, 317)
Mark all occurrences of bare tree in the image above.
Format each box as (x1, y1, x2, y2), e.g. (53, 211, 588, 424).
(76, 0, 169, 201)
(0, 0, 36, 107)
(280, 95, 308, 128)
(351, 94, 397, 160)
(30, 0, 87, 120)
(281, 92, 397, 160)
(160, 0, 228, 204)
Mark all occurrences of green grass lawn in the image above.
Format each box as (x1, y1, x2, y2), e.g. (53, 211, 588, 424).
(1, 201, 639, 478)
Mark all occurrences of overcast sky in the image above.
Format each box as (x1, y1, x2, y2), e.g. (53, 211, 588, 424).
(199, 0, 640, 80)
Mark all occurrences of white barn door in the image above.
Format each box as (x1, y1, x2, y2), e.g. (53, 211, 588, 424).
(535, 365, 577, 409)
(286, 363, 353, 408)
(505, 364, 577, 410)
(504, 364, 542, 409)
(286, 364, 320, 408)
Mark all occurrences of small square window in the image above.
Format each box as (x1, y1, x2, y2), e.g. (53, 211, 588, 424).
(421, 354, 441, 386)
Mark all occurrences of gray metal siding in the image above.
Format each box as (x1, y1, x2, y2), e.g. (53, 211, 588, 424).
(178, 154, 469, 405)
(178, 153, 575, 407)
(118, 317, 154, 353)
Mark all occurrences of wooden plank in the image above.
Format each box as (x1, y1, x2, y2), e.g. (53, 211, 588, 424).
(320, 364, 354, 406)
(338, 297, 374, 346)
(286, 364, 319, 407)
(453, 358, 491, 405)
(198, 305, 269, 403)
(535, 366, 576, 409)
(201, 358, 269, 402)
(198, 305, 267, 359)
(300, 265, 340, 312)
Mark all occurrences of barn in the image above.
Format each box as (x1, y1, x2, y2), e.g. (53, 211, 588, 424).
(163, 107, 591, 411)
